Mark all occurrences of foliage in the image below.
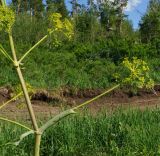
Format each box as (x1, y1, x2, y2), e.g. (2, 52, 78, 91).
(140, 0, 160, 43)
(1, 109, 160, 155)
(121, 57, 154, 93)
(0, 3, 76, 154)
(13, 83, 35, 96)
(11, 0, 44, 17)
(0, 1, 160, 155)
(46, 0, 68, 18)
(0, 39, 158, 90)
(48, 13, 74, 47)
(0, 0, 159, 90)
(148, 58, 160, 84)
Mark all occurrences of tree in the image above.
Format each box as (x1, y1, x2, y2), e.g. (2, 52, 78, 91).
(32, 0, 44, 17)
(139, 0, 160, 43)
(98, 0, 128, 35)
(11, 0, 21, 14)
(46, 0, 68, 18)
(46, 0, 54, 12)
(11, 0, 44, 17)
(71, 0, 77, 16)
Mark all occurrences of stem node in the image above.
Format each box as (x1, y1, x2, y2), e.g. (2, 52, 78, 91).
(13, 61, 19, 68)
(35, 130, 42, 135)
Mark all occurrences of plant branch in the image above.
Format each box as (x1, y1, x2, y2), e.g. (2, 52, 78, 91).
(0, 44, 14, 63)
(40, 109, 76, 132)
(0, 92, 22, 110)
(0, 117, 32, 131)
(73, 84, 120, 110)
(5, 110, 76, 147)
(19, 30, 54, 63)
(14, 130, 34, 146)
(0, 130, 34, 147)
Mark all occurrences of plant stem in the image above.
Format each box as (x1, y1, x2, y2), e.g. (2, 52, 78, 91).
(0, 44, 14, 63)
(2, 1, 41, 154)
(8, 32, 41, 155)
(9, 33, 39, 131)
(0, 92, 22, 110)
(34, 132, 42, 156)
(19, 30, 54, 63)
(40, 109, 76, 132)
(73, 84, 120, 110)
(19, 35, 48, 63)
(0, 117, 32, 131)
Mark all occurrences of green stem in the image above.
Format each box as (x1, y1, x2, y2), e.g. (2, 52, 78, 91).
(19, 35, 47, 63)
(9, 33, 39, 131)
(14, 130, 34, 146)
(19, 30, 54, 63)
(40, 109, 76, 132)
(73, 84, 120, 110)
(0, 117, 32, 131)
(34, 133, 42, 156)
(8, 32, 41, 156)
(0, 92, 22, 110)
(0, 44, 14, 63)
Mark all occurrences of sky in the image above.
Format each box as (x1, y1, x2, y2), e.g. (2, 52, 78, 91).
(6, 0, 149, 29)
(124, 0, 149, 29)
(65, 0, 149, 29)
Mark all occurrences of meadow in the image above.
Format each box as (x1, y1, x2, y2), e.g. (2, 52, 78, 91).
(0, 108, 160, 156)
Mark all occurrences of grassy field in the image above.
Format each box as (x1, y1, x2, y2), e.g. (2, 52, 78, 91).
(0, 108, 160, 156)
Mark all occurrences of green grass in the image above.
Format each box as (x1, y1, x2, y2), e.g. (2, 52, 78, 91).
(0, 44, 159, 90)
(1, 108, 160, 155)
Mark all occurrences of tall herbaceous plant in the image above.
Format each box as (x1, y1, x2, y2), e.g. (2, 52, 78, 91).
(0, 1, 154, 156)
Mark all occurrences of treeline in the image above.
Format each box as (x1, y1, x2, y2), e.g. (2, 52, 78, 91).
(0, 0, 160, 89)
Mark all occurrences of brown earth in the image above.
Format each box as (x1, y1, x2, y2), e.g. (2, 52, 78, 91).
(0, 86, 160, 121)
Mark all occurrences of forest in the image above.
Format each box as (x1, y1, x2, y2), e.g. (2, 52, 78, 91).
(1, 0, 160, 155)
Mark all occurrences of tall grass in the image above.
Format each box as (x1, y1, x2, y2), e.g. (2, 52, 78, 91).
(1, 108, 160, 155)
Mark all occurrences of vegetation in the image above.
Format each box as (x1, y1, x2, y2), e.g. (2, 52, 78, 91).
(0, 0, 159, 90)
(0, 0, 160, 155)
(1, 108, 160, 155)
(0, 1, 119, 155)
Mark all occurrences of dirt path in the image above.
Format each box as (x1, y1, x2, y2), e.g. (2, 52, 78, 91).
(0, 86, 160, 120)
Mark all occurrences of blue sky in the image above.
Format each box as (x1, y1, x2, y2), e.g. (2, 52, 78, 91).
(124, 0, 149, 29)
(6, 0, 149, 29)
(65, 0, 149, 29)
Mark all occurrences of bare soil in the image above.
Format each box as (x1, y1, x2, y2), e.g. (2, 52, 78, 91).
(0, 86, 160, 120)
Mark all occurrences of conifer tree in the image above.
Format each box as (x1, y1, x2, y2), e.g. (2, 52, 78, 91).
(140, 0, 160, 43)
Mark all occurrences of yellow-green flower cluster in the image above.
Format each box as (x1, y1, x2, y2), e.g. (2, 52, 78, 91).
(12, 83, 35, 98)
(48, 13, 74, 47)
(122, 57, 154, 89)
(49, 13, 63, 30)
(0, 6, 15, 33)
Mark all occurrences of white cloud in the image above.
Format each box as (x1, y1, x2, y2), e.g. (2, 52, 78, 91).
(93, 0, 142, 12)
(125, 0, 142, 12)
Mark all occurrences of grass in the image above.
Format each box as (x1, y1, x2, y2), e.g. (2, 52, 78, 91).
(0, 108, 160, 155)
(1, 44, 160, 90)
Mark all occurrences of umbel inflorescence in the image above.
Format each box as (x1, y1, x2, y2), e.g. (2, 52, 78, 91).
(0, 6, 15, 33)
